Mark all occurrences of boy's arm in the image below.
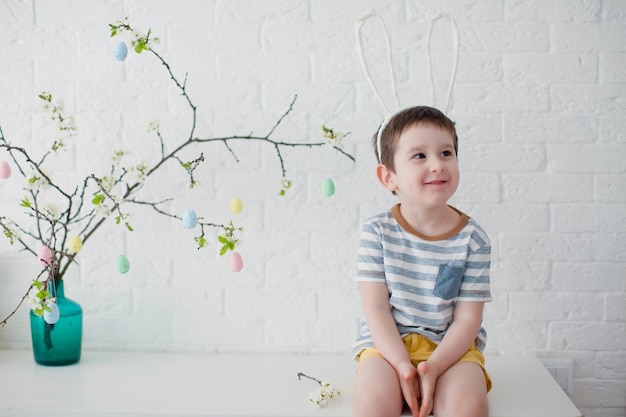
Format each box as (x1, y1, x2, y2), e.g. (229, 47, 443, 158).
(429, 300, 484, 371)
(359, 281, 421, 417)
(417, 300, 485, 417)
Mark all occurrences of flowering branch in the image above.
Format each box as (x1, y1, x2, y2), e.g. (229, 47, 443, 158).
(0, 18, 354, 326)
(297, 372, 341, 408)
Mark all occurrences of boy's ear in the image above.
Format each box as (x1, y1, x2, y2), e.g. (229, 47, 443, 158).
(375, 164, 397, 192)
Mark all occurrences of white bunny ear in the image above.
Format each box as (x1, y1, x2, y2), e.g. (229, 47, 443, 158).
(426, 12, 460, 114)
(355, 9, 460, 162)
(355, 9, 401, 115)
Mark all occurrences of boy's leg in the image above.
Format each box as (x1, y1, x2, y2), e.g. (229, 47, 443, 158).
(354, 356, 404, 417)
(432, 361, 488, 417)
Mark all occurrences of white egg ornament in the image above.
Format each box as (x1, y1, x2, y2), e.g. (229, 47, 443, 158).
(0, 161, 11, 179)
(116, 255, 130, 274)
(113, 41, 128, 61)
(321, 178, 335, 197)
(228, 252, 244, 272)
(229, 197, 243, 215)
(43, 302, 60, 324)
(182, 209, 198, 229)
(37, 246, 53, 267)
(68, 235, 83, 253)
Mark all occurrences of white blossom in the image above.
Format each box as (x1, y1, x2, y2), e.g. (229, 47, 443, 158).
(147, 119, 160, 132)
(307, 381, 341, 408)
(321, 125, 345, 149)
(111, 149, 127, 165)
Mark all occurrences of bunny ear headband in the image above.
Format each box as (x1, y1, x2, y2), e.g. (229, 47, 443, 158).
(355, 9, 460, 161)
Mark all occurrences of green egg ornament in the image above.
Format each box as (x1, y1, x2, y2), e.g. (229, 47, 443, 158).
(321, 178, 335, 197)
(116, 255, 130, 274)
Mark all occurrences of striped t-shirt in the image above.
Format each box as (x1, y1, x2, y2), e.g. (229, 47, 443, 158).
(353, 204, 492, 357)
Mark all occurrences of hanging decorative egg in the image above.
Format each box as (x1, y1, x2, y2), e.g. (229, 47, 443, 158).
(37, 246, 53, 266)
(68, 235, 83, 253)
(116, 255, 130, 274)
(321, 178, 335, 197)
(113, 41, 128, 61)
(229, 197, 243, 214)
(228, 251, 243, 272)
(43, 302, 60, 324)
(182, 209, 197, 229)
(0, 161, 10, 179)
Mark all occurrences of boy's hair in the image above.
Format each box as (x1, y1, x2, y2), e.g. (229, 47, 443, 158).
(373, 106, 458, 171)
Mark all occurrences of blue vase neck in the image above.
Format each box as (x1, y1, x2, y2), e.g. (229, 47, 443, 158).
(48, 279, 65, 299)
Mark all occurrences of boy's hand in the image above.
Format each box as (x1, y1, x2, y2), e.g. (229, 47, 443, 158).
(417, 360, 442, 417)
(396, 361, 421, 417)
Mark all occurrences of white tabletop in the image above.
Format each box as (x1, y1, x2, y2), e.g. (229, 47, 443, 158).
(0, 350, 580, 417)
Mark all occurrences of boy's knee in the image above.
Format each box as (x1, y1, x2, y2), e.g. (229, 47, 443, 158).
(435, 395, 488, 417)
(354, 401, 402, 417)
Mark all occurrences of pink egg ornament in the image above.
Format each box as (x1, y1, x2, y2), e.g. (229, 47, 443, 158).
(228, 252, 244, 272)
(0, 161, 11, 179)
(37, 246, 54, 267)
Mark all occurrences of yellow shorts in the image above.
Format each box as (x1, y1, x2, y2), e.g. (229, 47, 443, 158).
(357, 333, 492, 392)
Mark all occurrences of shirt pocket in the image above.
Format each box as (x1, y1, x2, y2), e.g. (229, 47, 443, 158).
(433, 264, 464, 300)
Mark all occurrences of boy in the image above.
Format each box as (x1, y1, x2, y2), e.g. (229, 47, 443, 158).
(353, 106, 492, 417)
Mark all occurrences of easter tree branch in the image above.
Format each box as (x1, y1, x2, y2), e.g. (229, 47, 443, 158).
(0, 18, 354, 326)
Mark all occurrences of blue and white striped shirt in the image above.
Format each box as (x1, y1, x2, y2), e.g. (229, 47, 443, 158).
(353, 204, 492, 357)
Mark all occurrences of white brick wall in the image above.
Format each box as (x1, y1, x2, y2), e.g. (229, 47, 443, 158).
(0, 1, 624, 416)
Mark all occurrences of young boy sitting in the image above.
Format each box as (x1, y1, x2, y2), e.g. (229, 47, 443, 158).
(353, 106, 492, 417)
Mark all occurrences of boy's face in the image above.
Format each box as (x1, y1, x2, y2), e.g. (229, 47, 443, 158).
(379, 123, 459, 211)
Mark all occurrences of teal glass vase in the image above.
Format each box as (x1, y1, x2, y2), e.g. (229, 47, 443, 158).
(30, 279, 82, 366)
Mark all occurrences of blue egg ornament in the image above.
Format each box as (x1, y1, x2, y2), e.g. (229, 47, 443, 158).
(321, 178, 335, 197)
(113, 41, 128, 61)
(182, 209, 198, 229)
(116, 255, 130, 274)
(43, 302, 60, 324)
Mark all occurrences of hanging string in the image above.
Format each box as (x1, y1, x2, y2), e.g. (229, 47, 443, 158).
(355, 9, 460, 162)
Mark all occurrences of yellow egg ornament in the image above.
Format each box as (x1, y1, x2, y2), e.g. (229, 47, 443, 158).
(68, 235, 83, 253)
(229, 197, 243, 214)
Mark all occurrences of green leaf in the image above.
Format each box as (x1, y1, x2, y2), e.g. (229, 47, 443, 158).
(38, 93, 52, 102)
(20, 197, 31, 208)
(126, 223, 134, 232)
(92, 194, 105, 205)
(115, 216, 121, 225)
(135, 43, 144, 54)
(219, 244, 228, 256)
(217, 235, 229, 245)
